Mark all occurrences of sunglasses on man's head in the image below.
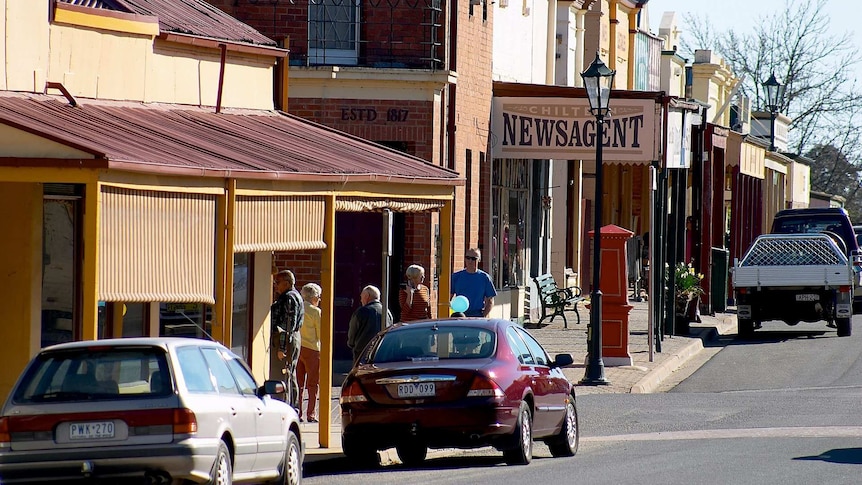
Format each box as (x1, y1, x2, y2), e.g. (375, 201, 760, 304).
(465, 256, 479, 261)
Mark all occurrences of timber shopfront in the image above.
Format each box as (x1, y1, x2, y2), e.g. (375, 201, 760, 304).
(0, 92, 460, 404)
(491, 83, 668, 323)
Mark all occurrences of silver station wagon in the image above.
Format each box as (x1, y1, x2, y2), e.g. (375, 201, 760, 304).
(0, 337, 302, 484)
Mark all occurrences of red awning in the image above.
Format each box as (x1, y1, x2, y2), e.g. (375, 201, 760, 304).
(0, 92, 461, 185)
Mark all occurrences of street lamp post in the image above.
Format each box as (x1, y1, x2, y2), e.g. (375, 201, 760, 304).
(763, 72, 785, 151)
(580, 53, 615, 386)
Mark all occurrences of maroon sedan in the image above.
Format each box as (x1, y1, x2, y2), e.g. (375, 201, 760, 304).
(339, 318, 578, 466)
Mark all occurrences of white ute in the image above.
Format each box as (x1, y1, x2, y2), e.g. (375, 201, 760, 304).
(732, 233, 854, 337)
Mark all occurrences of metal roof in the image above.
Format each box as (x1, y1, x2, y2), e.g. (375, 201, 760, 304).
(0, 92, 461, 185)
(59, 0, 276, 47)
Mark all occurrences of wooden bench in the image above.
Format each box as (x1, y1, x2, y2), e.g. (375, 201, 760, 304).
(532, 273, 584, 328)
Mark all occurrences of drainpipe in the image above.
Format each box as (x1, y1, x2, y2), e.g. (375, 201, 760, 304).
(608, 0, 617, 73)
(546, 0, 557, 85)
(216, 43, 227, 113)
(574, 8, 585, 87)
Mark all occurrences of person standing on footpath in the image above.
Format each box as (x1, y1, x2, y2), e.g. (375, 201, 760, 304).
(297, 283, 322, 423)
(347, 285, 393, 364)
(399, 264, 432, 322)
(271, 270, 305, 410)
(451, 248, 497, 317)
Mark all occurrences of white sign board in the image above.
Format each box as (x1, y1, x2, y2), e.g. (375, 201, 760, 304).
(491, 97, 659, 162)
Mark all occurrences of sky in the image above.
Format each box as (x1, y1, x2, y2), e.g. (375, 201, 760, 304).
(645, 0, 862, 84)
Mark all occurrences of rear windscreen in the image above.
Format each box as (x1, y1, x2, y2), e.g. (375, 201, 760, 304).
(772, 216, 856, 253)
(370, 326, 496, 363)
(13, 348, 172, 403)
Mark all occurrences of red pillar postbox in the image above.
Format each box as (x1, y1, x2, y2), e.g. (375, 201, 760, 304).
(587, 224, 634, 366)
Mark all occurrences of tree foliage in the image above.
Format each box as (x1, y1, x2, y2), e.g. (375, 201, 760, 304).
(678, 0, 862, 220)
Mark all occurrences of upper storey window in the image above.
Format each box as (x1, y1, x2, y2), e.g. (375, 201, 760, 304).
(308, 0, 360, 65)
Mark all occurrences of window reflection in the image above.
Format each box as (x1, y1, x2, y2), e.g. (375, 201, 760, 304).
(159, 302, 212, 339)
(232, 253, 250, 360)
(491, 159, 529, 288)
(41, 197, 79, 348)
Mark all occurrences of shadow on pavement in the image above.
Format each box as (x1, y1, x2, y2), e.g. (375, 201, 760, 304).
(705, 329, 829, 348)
(794, 448, 862, 465)
(303, 454, 509, 477)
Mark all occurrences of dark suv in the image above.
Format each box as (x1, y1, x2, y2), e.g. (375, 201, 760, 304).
(771, 207, 862, 312)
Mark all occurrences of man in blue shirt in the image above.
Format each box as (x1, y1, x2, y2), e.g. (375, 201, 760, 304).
(451, 248, 497, 317)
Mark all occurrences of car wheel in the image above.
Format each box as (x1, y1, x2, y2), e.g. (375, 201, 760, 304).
(737, 318, 755, 339)
(503, 401, 532, 465)
(395, 440, 427, 466)
(207, 440, 232, 485)
(342, 434, 379, 468)
(546, 398, 579, 457)
(272, 430, 302, 485)
(837, 317, 852, 337)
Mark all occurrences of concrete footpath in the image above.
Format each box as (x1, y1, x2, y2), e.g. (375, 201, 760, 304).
(300, 298, 738, 464)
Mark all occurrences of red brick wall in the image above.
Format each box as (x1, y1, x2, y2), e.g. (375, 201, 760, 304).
(273, 250, 322, 291)
(289, 98, 434, 162)
(401, 211, 439, 313)
(206, 0, 440, 65)
(451, 2, 493, 266)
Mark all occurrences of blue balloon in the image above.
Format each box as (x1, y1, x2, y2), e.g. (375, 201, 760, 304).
(450, 295, 469, 314)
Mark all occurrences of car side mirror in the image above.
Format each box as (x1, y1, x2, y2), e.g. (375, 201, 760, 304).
(551, 353, 574, 368)
(259, 379, 286, 397)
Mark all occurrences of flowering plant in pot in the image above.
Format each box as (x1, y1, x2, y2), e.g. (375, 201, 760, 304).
(674, 261, 704, 317)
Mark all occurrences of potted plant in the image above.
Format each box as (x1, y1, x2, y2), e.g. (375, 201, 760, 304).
(673, 261, 704, 333)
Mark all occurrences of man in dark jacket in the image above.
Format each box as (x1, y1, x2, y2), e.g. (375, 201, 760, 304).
(271, 270, 305, 409)
(347, 285, 393, 364)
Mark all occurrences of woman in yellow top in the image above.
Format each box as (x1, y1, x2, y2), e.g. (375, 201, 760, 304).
(297, 283, 322, 422)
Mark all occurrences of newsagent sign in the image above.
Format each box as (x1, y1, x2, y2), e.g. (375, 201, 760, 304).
(491, 97, 659, 162)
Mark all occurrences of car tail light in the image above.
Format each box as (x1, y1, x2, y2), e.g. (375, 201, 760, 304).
(173, 408, 197, 434)
(839, 286, 851, 293)
(467, 375, 504, 398)
(340, 380, 368, 404)
(0, 417, 9, 443)
(737, 287, 748, 295)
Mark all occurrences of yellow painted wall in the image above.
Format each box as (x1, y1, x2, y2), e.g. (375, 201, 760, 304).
(0, 182, 43, 400)
(47, 25, 276, 109)
(249, 251, 275, 383)
(4, 0, 49, 92)
(788, 161, 810, 208)
(0, 124, 93, 159)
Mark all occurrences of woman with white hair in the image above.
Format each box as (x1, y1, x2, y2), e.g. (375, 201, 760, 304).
(297, 283, 321, 422)
(399, 264, 432, 322)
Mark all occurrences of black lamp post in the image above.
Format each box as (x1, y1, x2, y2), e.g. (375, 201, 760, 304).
(580, 52, 615, 386)
(763, 72, 785, 151)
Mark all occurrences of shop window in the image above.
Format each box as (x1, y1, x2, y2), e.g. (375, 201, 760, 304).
(232, 253, 252, 360)
(491, 159, 529, 288)
(97, 302, 148, 338)
(42, 187, 82, 348)
(159, 302, 212, 339)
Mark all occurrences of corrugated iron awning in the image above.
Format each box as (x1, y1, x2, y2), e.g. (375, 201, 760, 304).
(0, 92, 462, 186)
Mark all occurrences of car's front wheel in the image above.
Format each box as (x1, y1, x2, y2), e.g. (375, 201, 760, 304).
(272, 430, 302, 485)
(503, 401, 533, 465)
(546, 398, 579, 457)
(207, 440, 232, 485)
